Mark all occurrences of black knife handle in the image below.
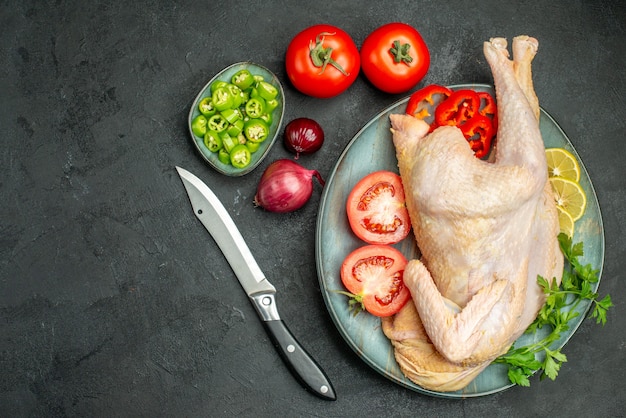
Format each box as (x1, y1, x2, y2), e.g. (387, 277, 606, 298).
(263, 319, 336, 401)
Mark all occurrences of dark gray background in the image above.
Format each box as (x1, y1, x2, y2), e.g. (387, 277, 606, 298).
(2, 1, 625, 416)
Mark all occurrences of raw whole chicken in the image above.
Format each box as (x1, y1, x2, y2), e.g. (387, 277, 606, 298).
(381, 36, 564, 392)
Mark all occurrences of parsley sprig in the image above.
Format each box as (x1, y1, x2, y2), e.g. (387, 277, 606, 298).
(495, 233, 613, 387)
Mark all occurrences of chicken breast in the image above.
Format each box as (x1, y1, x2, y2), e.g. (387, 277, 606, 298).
(382, 36, 564, 390)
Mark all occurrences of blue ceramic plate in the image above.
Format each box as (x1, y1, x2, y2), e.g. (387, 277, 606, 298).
(315, 84, 605, 398)
(187, 62, 285, 176)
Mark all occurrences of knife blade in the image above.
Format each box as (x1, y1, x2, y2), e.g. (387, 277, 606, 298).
(175, 166, 336, 401)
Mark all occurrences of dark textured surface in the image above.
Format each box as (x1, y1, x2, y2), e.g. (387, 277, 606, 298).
(2, 1, 625, 416)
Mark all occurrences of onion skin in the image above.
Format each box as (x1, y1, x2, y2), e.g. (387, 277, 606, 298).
(254, 159, 325, 213)
(283, 118, 325, 159)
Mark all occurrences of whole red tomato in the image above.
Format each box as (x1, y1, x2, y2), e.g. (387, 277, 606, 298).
(285, 24, 360, 98)
(360, 22, 430, 94)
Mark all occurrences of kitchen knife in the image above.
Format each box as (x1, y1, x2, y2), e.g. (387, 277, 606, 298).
(175, 166, 336, 401)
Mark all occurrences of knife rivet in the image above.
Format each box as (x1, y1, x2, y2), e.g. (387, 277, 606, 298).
(320, 385, 329, 394)
(287, 344, 295, 353)
(262, 296, 272, 306)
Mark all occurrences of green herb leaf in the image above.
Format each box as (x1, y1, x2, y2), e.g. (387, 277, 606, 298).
(592, 294, 613, 326)
(508, 367, 531, 387)
(495, 235, 611, 386)
(541, 348, 567, 381)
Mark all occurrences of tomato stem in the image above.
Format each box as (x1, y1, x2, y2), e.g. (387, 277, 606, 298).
(389, 40, 413, 66)
(331, 289, 364, 316)
(309, 32, 349, 76)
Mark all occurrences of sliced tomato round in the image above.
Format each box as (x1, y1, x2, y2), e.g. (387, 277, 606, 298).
(346, 170, 411, 245)
(340, 244, 410, 317)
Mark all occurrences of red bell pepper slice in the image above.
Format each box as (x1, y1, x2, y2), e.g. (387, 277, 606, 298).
(478, 91, 498, 133)
(434, 89, 480, 127)
(477, 91, 497, 116)
(460, 114, 495, 159)
(405, 84, 452, 120)
(406, 86, 498, 158)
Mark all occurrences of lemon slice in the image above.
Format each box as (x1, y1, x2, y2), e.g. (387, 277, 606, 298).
(555, 205, 575, 237)
(549, 177, 587, 221)
(545, 148, 580, 182)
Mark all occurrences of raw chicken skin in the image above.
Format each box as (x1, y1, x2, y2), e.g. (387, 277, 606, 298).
(382, 36, 564, 389)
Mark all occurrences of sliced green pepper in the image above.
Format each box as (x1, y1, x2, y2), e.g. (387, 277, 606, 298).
(231, 69, 255, 90)
(264, 98, 279, 114)
(227, 119, 244, 137)
(259, 112, 272, 125)
(198, 97, 216, 117)
(247, 86, 259, 99)
(240, 90, 250, 104)
(209, 80, 228, 94)
(227, 84, 244, 108)
(191, 115, 207, 137)
(243, 118, 270, 143)
(245, 97, 266, 118)
(256, 81, 278, 101)
(203, 130, 222, 152)
(207, 114, 228, 133)
(246, 141, 261, 153)
(220, 108, 242, 124)
(220, 132, 237, 153)
(229, 144, 252, 168)
(212, 86, 235, 112)
(218, 148, 230, 165)
(197, 71, 280, 167)
(210, 80, 229, 95)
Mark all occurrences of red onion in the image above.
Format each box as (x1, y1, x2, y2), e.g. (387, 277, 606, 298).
(254, 159, 325, 213)
(283, 117, 325, 159)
